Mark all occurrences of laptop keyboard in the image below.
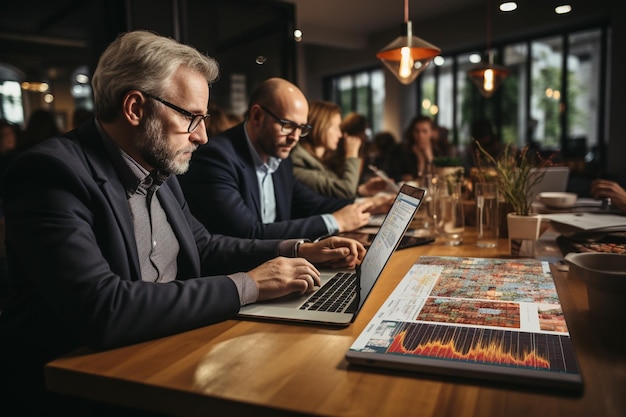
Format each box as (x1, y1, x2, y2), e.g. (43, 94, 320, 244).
(299, 272, 356, 313)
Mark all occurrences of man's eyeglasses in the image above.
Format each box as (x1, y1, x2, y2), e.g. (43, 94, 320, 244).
(259, 105, 312, 137)
(141, 91, 210, 133)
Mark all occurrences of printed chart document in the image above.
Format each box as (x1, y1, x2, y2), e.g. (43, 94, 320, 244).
(346, 256, 583, 391)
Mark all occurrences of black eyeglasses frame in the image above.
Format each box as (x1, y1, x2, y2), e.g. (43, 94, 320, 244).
(141, 91, 210, 133)
(259, 105, 312, 137)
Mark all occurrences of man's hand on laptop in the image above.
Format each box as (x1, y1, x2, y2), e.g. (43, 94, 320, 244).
(248, 257, 321, 300)
(299, 236, 366, 269)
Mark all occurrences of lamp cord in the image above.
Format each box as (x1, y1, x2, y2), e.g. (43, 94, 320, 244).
(487, 0, 493, 61)
(404, 0, 409, 23)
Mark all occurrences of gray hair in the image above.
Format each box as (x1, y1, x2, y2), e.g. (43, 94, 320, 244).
(92, 30, 219, 122)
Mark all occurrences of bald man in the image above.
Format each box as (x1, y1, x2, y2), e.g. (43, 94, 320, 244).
(179, 77, 390, 240)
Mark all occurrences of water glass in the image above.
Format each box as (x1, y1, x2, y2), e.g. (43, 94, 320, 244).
(436, 182, 464, 246)
(475, 182, 499, 248)
(407, 179, 437, 237)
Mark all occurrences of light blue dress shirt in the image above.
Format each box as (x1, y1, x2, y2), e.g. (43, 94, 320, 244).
(243, 123, 338, 233)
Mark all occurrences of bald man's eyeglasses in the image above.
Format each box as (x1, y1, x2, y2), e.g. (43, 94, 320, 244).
(259, 105, 312, 137)
(142, 91, 210, 133)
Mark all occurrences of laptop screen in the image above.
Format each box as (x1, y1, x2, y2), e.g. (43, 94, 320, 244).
(355, 185, 425, 312)
(530, 167, 570, 202)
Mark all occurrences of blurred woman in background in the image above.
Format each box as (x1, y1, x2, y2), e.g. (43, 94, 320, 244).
(384, 115, 435, 183)
(291, 100, 387, 199)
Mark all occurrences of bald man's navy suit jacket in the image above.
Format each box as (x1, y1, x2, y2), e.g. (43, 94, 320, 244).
(179, 123, 352, 240)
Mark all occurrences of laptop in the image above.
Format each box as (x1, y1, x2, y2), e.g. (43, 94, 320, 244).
(237, 184, 427, 326)
(530, 167, 570, 202)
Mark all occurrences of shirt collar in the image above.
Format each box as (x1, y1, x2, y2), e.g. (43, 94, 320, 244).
(95, 119, 168, 197)
(244, 121, 281, 173)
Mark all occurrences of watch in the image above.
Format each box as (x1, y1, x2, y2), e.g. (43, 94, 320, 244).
(293, 239, 310, 257)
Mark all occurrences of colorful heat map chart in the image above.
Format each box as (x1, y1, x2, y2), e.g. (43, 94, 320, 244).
(363, 320, 579, 373)
(348, 257, 583, 385)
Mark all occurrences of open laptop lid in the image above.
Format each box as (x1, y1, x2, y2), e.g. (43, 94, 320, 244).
(236, 184, 426, 326)
(352, 184, 427, 316)
(530, 167, 570, 202)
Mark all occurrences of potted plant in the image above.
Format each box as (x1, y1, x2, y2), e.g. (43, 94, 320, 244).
(474, 141, 553, 247)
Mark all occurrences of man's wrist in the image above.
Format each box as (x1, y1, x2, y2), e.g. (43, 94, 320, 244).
(293, 238, 311, 257)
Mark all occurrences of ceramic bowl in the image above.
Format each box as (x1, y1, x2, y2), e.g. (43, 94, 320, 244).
(564, 252, 626, 322)
(538, 192, 578, 209)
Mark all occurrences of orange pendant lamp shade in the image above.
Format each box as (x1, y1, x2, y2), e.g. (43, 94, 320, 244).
(376, 1, 441, 85)
(467, 61, 511, 98)
(467, 0, 510, 97)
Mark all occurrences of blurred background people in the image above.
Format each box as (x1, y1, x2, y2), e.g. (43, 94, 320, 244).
(431, 123, 455, 159)
(365, 130, 397, 172)
(590, 178, 626, 213)
(463, 118, 503, 174)
(291, 101, 387, 199)
(20, 109, 60, 151)
(70, 107, 94, 130)
(384, 115, 435, 183)
(0, 120, 19, 292)
(0, 120, 18, 156)
(0, 120, 19, 179)
(326, 111, 368, 177)
(206, 102, 241, 138)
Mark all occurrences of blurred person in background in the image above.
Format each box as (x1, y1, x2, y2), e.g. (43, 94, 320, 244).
(71, 107, 94, 130)
(21, 108, 61, 150)
(206, 102, 240, 138)
(326, 111, 368, 177)
(0, 120, 19, 179)
(463, 118, 503, 174)
(364, 130, 397, 177)
(590, 178, 626, 213)
(384, 115, 435, 183)
(431, 123, 456, 159)
(291, 101, 388, 199)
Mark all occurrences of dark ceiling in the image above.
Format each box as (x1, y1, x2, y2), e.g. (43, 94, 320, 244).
(0, 0, 486, 82)
(0, 0, 101, 81)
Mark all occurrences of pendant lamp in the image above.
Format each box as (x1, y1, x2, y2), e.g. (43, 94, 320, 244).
(376, 0, 441, 85)
(467, 0, 510, 97)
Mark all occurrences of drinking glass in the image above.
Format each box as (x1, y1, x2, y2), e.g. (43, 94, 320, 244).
(408, 178, 437, 237)
(436, 182, 464, 245)
(475, 182, 499, 248)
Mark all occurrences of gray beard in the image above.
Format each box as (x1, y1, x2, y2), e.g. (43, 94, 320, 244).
(136, 112, 193, 175)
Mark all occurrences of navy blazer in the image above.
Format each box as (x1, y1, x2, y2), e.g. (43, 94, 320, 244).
(179, 123, 353, 240)
(0, 121, 284, 383)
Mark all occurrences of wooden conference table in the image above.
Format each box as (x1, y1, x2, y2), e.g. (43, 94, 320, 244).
(45, 229, 625, 417)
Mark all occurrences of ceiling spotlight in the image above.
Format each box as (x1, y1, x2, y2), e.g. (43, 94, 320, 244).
(499, 2, 517, 12)
(555, 4, 572, 14)
(75, 74, 89, 84)
(294, 29, 303, 42)
(469, 53, 482, 64)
